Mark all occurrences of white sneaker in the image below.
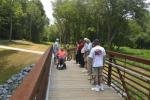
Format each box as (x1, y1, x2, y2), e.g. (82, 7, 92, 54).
(91, 86, 100, 92)
(91, 87, 96, 91)
(95, 87, 100, 92)
(100, 84, 104, 91)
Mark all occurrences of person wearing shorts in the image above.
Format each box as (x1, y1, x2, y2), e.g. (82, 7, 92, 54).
(88, 39, 106, 92)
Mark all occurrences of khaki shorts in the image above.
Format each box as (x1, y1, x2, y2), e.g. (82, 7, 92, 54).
(92, 67, 103, 75)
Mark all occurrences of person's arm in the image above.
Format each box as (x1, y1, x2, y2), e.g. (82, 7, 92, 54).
(103, 48, 106, 66)
(88, 48, 94, 59)
(103, 56, 106, 66)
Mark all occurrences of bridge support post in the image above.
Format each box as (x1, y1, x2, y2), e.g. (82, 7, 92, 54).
(117, 69, 130, 100)
(107, 55, 113, 86)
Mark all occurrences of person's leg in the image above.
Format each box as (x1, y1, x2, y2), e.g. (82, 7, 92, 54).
(99, 67, 104, 90)
(91, 67, 100, 92)
(76, 53, 78, 63)
(80, 53, 85, 67)
(87, 57, 92, 75)
(78, 50, 82, 65)
(84, 52, 88, 69)
(54, 52, 59, 65)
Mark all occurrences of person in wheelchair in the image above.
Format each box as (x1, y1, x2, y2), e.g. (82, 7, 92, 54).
(56, 48, 67, 70)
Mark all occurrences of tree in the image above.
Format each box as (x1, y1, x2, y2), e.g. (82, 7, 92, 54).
(0, 0, 49, 42)
(52, 0, 149, 49)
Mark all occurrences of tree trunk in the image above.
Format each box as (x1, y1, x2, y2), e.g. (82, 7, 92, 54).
(9, 15, 12, 42)
(29, 15, 32, 41)
(9, 0, 13, 42)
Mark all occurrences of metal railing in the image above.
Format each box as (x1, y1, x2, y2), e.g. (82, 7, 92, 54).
(10, 47, 52, 100)
(10, 47, 150, 100)
(104, 51, 150, 100)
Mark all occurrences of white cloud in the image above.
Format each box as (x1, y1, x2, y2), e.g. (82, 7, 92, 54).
(40, 0, 55, 24)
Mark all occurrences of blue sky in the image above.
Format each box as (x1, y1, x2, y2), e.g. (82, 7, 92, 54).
(40, 0, 55, 24)
(40, 0, 150, 24)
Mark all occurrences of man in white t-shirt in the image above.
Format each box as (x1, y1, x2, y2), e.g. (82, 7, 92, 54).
(88, 39, 106, 92)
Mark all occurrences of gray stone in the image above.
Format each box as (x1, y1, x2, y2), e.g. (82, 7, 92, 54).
(0, 88, 3, 95)
(11, 76, 17, 81)
(0, 85, 3, 88)
(2, 88, 7, 94)
(0, 64, 34, 99)
(17, 76, 23, 81)
(30, 64, 35, 67)
(22, 71, 28, 75)
(1, 95, 7, 100)
(24, 67, 32, 72)
(7, 94, 12, 98)
(7, 79, 13, 84)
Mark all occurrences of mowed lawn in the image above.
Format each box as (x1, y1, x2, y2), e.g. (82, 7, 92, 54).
(0, 40, 51, 84)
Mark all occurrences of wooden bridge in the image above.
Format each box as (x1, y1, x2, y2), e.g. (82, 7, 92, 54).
(10, 47, 150, 100)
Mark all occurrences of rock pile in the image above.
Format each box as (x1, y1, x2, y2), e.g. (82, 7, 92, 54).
(0, 64, 35, 100)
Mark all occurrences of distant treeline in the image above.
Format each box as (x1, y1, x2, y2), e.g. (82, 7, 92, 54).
(0, 0, 49, 42)
(50, 0, 150, 49)
(0, 0, 150, 49)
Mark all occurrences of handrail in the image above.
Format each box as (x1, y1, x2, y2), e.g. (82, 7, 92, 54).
(9, 48, 150, 100)
(10, 46, 52, 100)
(105, 51, 150, 100)
(107, 51, 150, 65)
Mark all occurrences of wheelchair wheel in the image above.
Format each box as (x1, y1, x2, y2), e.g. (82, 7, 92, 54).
(66, 54, 72, 61)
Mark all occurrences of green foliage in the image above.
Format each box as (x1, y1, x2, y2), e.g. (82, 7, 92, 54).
(116, 47, 150, 59)
(52, 0, 149, 49)
(0, 0, 49, 42)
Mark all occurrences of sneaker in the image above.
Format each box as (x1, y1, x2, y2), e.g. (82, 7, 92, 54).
(91, 86, 100, 92)
(91, 87, 96, 91)
(100, 84, 104, 91)
(96, 85, 101, 89)
(95, 87, 100, 92)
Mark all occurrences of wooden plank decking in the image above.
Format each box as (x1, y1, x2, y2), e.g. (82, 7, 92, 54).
(47, 60, 123, 100)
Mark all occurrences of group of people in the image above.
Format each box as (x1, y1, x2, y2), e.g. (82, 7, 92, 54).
(53, 38, 106, 92)
(75, 38, 106, 92)
(53, 38, 67, 67)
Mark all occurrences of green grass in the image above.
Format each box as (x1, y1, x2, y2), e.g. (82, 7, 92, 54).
(0, 40, 51, 84)
(117, 47, 150, 59)
(0, 49, 41, 84)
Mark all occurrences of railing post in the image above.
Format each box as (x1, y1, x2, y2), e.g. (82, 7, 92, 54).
(107, 55, 113, 86)
(117, 68, 130, 100)
(148, 81, 150, 100)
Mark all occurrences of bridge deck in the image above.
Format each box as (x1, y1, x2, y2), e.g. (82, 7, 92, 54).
(47, 60, 123, 100)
